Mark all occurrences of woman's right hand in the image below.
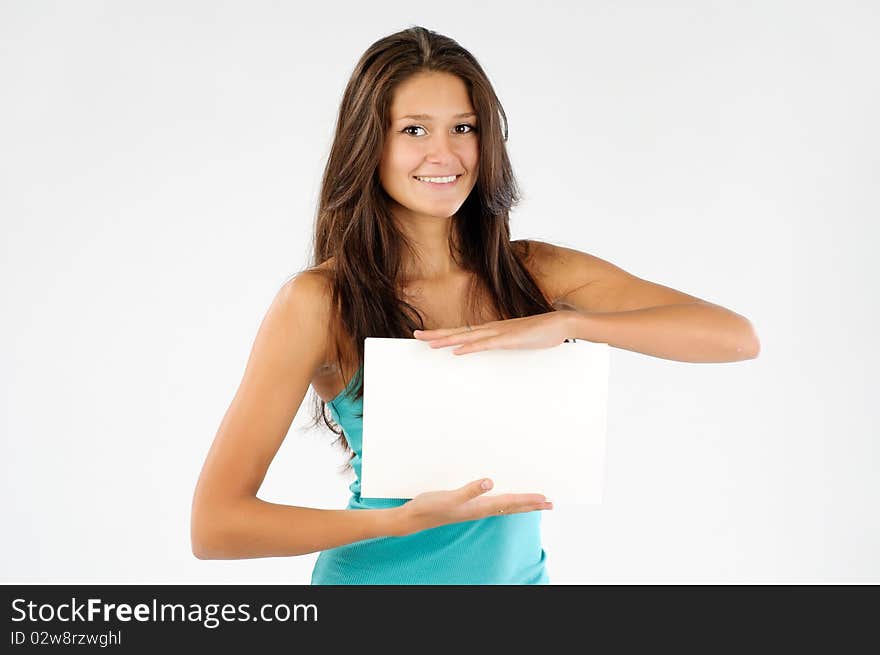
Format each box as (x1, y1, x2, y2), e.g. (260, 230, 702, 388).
(391, 478, 553, 537)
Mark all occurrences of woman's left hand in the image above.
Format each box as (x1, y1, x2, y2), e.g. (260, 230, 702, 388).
(413, 310, 576, 355)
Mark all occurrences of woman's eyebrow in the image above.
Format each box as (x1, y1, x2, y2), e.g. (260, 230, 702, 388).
(395, 112, 477, 122)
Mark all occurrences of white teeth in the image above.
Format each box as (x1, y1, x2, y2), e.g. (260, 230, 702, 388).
(416, 175, 457, 183)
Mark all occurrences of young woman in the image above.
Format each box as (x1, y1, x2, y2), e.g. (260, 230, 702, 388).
(190, 26, 760, 584)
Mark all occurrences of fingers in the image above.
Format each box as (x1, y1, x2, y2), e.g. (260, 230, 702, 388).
(499, 493, 552, 514)
(462, 480, 553, 515)
(415, 324, 485, 339)
(461, 477, 494, 502)
(427, 328, 488, 348)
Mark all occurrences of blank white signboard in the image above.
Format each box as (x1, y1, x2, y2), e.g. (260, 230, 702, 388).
(359, 336, 609, 506)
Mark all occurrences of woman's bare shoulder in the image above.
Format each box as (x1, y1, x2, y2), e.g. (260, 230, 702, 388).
(280, 258, 336, 301)
(299, 256, 336, 278)
(511, 238, 557, 265)
(268, 262, 335, 364)
(280, 259, 332, 297)
(511, 238, 564, 301)
(282, 257, 360, 378)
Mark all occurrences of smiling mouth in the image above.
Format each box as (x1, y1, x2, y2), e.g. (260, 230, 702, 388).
(413, 174, 463, 187)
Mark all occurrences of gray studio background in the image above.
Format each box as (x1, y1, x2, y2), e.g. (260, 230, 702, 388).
(2, 1, 877, 583)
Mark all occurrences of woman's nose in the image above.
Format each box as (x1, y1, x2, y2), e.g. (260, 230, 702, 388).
(425, 133, 458, 160)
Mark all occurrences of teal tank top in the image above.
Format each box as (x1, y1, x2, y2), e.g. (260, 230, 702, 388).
(310, 365, 550, 585)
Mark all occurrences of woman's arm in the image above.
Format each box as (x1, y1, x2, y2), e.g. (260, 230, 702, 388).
(522, 239, 760, 361)
(560, 303, 759, 363)
(190, 271, 404, 559)
(192, 499, 401, 560)
(416, 240, 759, 362)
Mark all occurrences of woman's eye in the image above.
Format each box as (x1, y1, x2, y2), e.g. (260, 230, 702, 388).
(401, 124, 478, 137)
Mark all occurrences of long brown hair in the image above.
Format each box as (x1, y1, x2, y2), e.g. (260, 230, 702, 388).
(298, 25, 556, 474)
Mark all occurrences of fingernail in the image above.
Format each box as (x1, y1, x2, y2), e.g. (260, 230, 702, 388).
(481, 479, 492, 490)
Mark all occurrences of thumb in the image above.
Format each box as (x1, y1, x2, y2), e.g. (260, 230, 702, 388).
(461, 477, 493, 500)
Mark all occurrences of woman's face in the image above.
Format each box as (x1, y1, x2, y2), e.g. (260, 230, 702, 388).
(379, 71, 479, 222)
